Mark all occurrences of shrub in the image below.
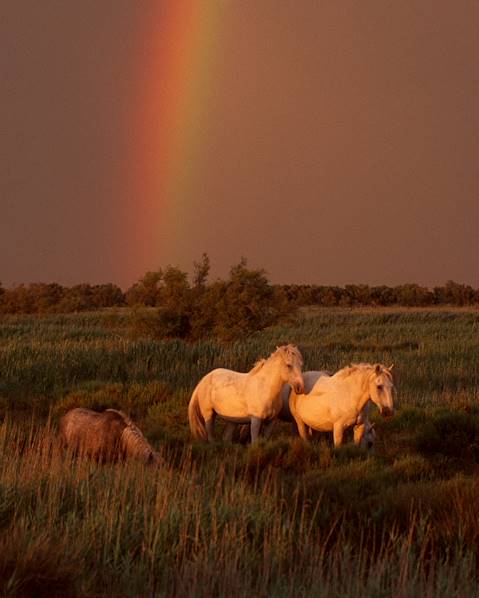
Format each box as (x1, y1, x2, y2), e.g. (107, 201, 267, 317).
(415, 411, 479, 460)
(213, 259, 287, 341)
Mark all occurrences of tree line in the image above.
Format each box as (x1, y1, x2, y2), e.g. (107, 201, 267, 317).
(1, 255, 478, 340)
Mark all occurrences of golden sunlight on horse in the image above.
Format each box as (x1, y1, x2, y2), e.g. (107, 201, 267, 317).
(289, 363, 394, 447)
(188, 344, 304, 443)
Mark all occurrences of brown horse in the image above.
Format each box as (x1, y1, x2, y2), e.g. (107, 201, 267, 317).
(59, 408, 161, 464)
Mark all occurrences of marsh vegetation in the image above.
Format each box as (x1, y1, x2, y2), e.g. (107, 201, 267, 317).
(1, 307, 479, 596)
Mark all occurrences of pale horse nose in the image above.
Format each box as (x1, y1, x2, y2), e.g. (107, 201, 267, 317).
(381, 406, 394, 418)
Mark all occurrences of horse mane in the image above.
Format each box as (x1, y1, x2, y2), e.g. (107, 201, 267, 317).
(105, 409, 161, 464)
(105, 408, 132, 425)
(121, 425, 161, 464)
(335, 363, 392, 380)
(250, 359, 266, 374)
(249, 344, 303, 374)
(275, 344, 303, 366)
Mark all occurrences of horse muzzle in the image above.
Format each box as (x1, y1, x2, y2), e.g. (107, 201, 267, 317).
(380, 407, 394, 419)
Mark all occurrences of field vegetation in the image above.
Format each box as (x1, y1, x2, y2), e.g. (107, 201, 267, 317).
(1, 256, 478, 329)
(1, 307, 479, 595)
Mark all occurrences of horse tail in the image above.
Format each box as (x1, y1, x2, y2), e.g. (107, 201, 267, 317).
(188, 386, 207, 441)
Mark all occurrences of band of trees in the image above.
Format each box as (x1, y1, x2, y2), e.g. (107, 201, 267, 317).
(1, 255, 478, 340)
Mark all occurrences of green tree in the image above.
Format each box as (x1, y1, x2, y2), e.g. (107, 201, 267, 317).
(125, 270, 163, 306)
(91, 284, 125, 308)
(158, 266, 191, 311)
(213, 259, 281, 341)
(193, 253, 210, 288)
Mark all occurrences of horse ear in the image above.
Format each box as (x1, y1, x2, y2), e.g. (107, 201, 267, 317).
(375, 364, 382, 375)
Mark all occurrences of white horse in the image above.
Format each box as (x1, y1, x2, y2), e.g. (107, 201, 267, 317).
(280, 370, 376, 448)
(223, 369, 330, 443)
(277, 370, 331, 423)
(188, 344, 305, 443)
(289, 363, 394, 447)
(223, 370, 378, 449)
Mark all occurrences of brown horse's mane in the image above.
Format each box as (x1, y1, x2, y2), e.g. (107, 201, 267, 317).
(105, 409, 161, 464)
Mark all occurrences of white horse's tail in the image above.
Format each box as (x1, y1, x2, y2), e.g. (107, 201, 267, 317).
(188, 387, 207, 441)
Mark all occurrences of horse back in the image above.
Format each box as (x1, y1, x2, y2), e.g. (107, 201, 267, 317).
(303, 371, 330, 393)
(199, 368, 248, 399)
(199, 368, 251, 418)
(59, 407, 126, 459)
(282, 371, 329, 422)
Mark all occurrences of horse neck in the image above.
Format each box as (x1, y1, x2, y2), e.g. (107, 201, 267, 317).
(253, 355, 286, 398)
(344, 370, 371, 412)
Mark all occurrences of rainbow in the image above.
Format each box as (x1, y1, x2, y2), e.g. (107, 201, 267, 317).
(127, 2, 226, 280)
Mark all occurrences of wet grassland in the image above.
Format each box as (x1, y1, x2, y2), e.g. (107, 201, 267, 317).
(1, 308, 479, 596)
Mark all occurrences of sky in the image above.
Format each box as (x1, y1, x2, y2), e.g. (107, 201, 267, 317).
(2, 1, 479, 289)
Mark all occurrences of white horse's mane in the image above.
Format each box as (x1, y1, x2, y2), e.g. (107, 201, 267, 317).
(335, 363, 393, 380)
(249, 344, 303, 374)
(250, 358, 267, 373)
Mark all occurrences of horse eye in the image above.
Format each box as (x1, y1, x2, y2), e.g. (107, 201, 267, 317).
(377, 384, 383, 391)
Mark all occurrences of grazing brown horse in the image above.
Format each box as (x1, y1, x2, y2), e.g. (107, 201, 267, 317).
(59, 408, 161, 464)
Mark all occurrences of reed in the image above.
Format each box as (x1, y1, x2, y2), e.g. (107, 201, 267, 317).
(1, 420, 479, 596)
(0, 307, 478, 594)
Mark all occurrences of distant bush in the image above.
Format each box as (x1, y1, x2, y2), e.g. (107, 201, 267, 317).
(280, 280, 479, 307)
(128, 257, 290, 341)
(0, 283, 125, 314)
(130, 307, 191, 340)
(1, 255, 479, 318)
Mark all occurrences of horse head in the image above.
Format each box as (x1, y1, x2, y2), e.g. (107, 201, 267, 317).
(276, 344, 305, 394)
(368, 364, 394, 418)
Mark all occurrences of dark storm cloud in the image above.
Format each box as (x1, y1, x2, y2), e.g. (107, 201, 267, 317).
(1, 1, 478, 287)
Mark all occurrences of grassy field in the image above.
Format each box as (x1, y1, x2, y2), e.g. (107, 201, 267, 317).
(1, 307, 479, 596)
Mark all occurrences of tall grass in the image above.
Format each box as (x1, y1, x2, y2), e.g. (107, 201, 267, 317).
(1, 307, 479, 594)
(1, 308, 478, 408)
(1, 421, 479, 596)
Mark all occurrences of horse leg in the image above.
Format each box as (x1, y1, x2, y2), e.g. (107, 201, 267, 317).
(250, 416, 263, 444)
(223, 422, 236, 443)
(353, 423, 366, 446)
(205, 417, 216, 442)
(290, 420, 299, 436)
(262, 419, 276, 440)
(333, 423, 345, 447)
(239, 424, 251, 444)
(295, 418, 311, 442)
